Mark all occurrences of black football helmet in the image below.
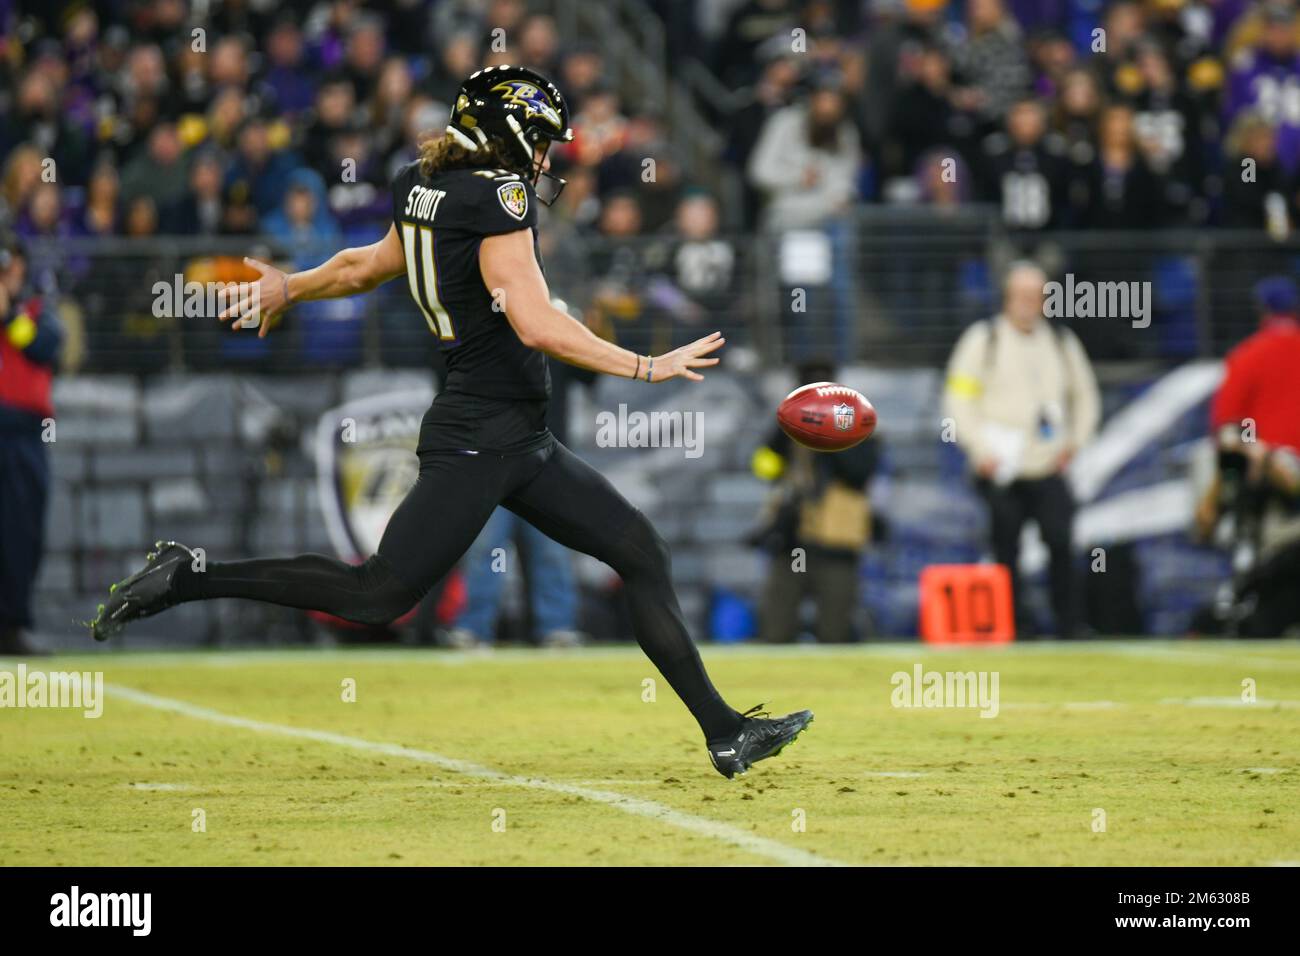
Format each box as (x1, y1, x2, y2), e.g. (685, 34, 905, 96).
(447, 65, 574, 204)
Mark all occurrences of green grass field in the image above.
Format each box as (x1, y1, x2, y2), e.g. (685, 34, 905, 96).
(2, 641, 1298, 866)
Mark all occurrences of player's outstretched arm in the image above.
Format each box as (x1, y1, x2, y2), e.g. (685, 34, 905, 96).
(481, 228, 723, 382)
(218, 225, 407, 338)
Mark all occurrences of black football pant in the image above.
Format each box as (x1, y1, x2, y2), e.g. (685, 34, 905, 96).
(173, 439, 743, 739)
(758, 548, 859, 644)
(979, 474, 1079, 639)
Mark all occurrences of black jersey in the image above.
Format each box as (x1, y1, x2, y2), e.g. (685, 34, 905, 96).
(391, 161, 552, 454)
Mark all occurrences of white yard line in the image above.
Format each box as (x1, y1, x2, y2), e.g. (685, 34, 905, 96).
(1159, 696, 1300, 709)
(103, 683, 847, 868)
(1000, 701, 1123, 710)
(863, 771, 929, 778)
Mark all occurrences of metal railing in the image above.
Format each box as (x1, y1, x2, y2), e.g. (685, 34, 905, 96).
(23, 209, 1293, 375)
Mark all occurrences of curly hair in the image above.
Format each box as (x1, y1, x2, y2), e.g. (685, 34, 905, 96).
(417, 131, 518, 177)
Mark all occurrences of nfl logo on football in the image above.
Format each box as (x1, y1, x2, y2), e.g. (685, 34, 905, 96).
(832, 402, 855, 431)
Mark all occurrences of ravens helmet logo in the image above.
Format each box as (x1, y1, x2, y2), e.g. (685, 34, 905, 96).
(491, 80, 564, 130)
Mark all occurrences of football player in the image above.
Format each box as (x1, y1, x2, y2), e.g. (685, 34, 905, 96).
(91, 66, 811, 778)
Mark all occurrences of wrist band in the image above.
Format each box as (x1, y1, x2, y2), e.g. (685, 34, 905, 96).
(282, 274, 293, 306)
(645, 356, 654, 383)
(632, 355, 641, 380)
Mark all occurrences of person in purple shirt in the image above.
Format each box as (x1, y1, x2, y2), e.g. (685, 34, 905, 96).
(260, 19, 318, 118)
(1225, 2, 1300, 172)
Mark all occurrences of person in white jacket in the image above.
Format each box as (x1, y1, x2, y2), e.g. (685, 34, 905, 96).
(747, 83, 861, 232)
(747, 80, 861, 358)
(943, 261, 1101, 638)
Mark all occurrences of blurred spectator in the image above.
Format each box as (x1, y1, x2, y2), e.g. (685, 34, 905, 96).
(0, 70, 92, 186)
(888, 40, 979, 180)
(430, 32, 482, 104)
(716, 0, 798, 88)
(567, 85, 629, 170)
(206, 87, 250, 152)
(1126, 40, 1208, 223)
(344, 15, 387, 102)
(748, 81, 860, 230)
(1027, 27, 1077, 98)
(1050, 65, 1104, 158)
(979, 96, 1068, 230)
(1, 145, 46, 230)
(370, 58, 415, 160)
(165, 151, 226, 235)
(209, 34, 252, 90)
(77, 162, 121, 237)
(1077, 104, 1167, 228)
(646, 193, 739, 333)
(915, 148, 973, 209)
(17, 182, 78, 292)
(862, 0, 947, 149)
(261, 20, 316, 117)
(559, 41, 607, 109)
(751, 358, 881, 644)
(263, 169, 343, 257)
(1099, 0, 1148, 65)
(943, 261, 1101, 638)
(303, 76, 358, 184)
(517, 13, 561, 76)
(1225, 1, 1300, 173)
(750, 78, 860, 357)
(1196, 275, 1300, 636)
(948, 0, 1032, 127)
(112, 43, 171, 159)
(119, 122, 189, 212)
(123, 195, 160, 238)
(225, 117, 299, 218)
(1209, 277, 1300, 461)
(0, 233, 61, 656)
(1221, 111, 1291, 236)
(725, 52, 801, 227)
(598, 113, 682, 232)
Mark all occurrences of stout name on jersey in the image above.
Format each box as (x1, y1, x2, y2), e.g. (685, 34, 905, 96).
(404, 185, 447, 222)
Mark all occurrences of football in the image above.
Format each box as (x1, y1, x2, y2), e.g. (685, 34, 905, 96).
(777, 381, 878, 451)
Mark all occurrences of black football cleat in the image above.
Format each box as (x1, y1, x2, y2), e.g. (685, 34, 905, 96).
(90, 541, 196, 642)
(707, 704, 814, 779)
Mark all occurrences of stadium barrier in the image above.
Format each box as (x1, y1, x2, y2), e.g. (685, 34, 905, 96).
(25, 213, 1296, 374)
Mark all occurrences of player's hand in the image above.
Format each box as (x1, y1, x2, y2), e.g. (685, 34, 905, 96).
(651, 331, 724, 383)
(217, 257, 293, 338)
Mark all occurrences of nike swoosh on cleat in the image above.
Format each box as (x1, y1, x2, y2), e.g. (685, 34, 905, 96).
(715, 748, 736, 756)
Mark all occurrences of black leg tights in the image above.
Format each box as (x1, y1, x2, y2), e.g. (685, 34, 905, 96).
(173, 552, 423, 626)
(171, 440, 743, 739)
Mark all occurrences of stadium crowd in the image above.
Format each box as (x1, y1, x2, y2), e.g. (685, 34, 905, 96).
(6, 1, 1300, 257)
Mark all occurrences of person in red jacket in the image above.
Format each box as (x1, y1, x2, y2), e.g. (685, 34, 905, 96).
(1210, 277, 1300, 459)
(1196, 276, 1300, 636)
(0, 232, 61, 655)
